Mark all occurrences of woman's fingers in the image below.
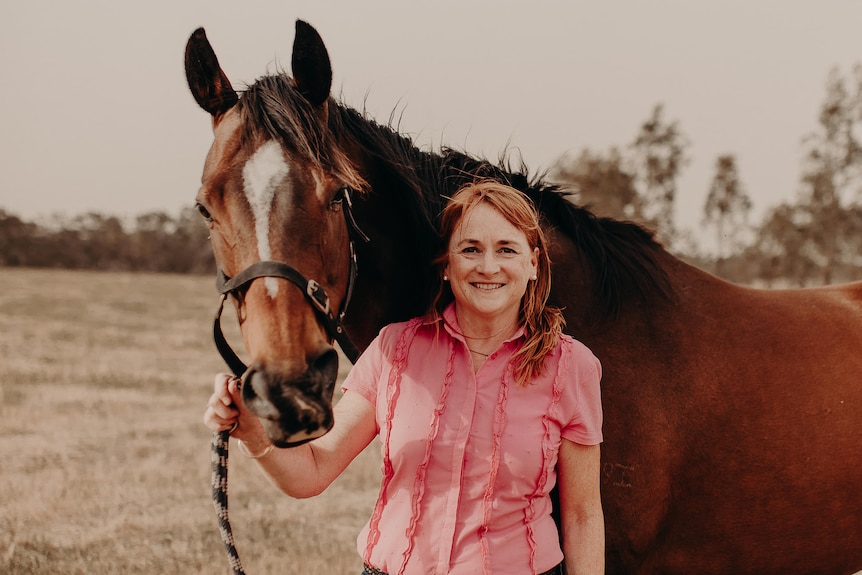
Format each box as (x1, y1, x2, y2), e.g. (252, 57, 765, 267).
(227, 376, 243, 402)
(208, 395, 239, 420)
(214, 372, 235, 400)
(204, 375, 240, 432)
(205, 373, 268, 441)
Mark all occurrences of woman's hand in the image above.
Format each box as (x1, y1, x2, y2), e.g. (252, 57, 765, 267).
(203, 373, 267, 446)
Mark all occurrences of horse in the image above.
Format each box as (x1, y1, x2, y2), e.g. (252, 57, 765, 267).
(184, 20, 862, 575)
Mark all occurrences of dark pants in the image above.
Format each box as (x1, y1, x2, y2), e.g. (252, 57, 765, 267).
(362, 562, 565, 575)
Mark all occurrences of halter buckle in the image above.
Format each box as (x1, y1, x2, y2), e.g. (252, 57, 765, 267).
(306, 279, 331, 316)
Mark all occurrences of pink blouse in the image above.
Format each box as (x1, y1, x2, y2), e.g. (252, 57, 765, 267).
(342, 304, 603, 575)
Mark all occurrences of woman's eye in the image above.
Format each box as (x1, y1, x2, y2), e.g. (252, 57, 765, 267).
(196, 203, 213, 222)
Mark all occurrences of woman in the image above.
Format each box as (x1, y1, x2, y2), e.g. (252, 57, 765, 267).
(204, 180, 604, 575)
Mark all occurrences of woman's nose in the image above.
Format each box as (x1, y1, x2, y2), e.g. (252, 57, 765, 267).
(477, 251, 500, 273)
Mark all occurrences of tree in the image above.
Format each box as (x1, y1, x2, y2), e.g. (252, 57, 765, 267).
(551, 148, 640, 221)
(174, 206, 216, 274)
(0, 210, 38, 266)
(69, 212, 129, 270)
(630, 104, 689, 243)
(754, 203, 819, 287)
(703, 154, 752, 274)
(130, 209, 213, 273)
(797, 65, 862, 283)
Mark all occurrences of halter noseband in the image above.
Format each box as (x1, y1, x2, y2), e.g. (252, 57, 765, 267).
(212, 186, 368, 375)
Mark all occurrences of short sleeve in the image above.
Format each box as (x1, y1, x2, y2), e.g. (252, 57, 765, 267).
(560, 338, 603, 445)
(341, 329, 387, 408)
(341, 321, 413, 411)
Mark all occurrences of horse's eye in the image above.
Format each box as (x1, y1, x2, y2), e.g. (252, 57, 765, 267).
(329, 191, 345, 210)
(196, 202, 213, 222)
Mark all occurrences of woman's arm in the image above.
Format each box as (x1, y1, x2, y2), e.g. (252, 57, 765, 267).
(204, 373, 377, 498)
(557, 440, 604, 575)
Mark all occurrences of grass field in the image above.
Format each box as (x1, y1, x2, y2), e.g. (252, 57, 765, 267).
(0, 268, 379, 575)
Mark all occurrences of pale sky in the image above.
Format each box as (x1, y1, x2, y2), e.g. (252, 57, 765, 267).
(2, 1, 862, 243)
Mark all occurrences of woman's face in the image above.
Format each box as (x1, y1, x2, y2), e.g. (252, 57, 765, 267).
(444, 202, 538, 325)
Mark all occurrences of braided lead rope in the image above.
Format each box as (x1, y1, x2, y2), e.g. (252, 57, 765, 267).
(212, 428, 247, 575)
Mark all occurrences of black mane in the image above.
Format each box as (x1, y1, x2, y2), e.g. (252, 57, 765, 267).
(239, 72, 672, 320)
(331, 102, 673, 320)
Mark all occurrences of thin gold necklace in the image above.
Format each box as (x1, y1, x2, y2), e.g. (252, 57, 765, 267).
(468, 348, 491, 358)
(444, 318, 513, 341)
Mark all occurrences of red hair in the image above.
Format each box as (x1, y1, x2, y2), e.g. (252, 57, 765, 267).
(431, 180, 565, 386)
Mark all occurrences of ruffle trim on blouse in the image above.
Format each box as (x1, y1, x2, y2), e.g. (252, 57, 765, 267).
(526, 338, 569, 573)
(364, 319, 463, 575)
(395, 332, 456, 575)
(477, 360, 513, 574)
(364, 318, 422, 561)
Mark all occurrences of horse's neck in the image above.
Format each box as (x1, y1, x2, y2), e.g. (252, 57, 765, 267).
(345, 169, 442, 350)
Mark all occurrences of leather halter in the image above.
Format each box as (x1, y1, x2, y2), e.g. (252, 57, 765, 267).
(212, 187, 368, 376)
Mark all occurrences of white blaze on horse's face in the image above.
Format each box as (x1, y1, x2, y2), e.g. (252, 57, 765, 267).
(242, 140, 289, 299)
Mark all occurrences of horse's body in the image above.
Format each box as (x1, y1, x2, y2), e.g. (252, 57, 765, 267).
(185, 21, 862, 574)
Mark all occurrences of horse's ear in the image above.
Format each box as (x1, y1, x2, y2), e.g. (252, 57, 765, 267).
(184, 28, 239, 117)
(291, 20, 332, 108)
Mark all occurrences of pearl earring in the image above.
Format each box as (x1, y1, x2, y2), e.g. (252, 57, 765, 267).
(443, 275, 448, 281)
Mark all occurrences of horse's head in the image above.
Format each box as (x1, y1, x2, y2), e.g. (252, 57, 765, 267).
(185, 21, 365, 447)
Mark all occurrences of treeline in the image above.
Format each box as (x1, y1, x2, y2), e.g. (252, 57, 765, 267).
(551, 64, 862, 287)
(5, 190, 860, 287)
(0, 207, 215, 274)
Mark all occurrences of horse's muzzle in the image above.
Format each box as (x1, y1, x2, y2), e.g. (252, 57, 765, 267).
(241, 348, 339, 447)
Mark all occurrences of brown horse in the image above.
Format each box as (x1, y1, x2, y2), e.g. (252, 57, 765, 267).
(184, 21, 862, 575)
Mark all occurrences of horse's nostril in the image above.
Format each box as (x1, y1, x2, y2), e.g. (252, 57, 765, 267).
(241, 368, 258, 399)
(242, 369, 281, 420)
(238, 369, 250, 392)
(311, 347, 339, 385)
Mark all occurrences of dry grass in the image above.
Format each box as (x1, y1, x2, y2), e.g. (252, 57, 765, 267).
(0, 268, 379, 575)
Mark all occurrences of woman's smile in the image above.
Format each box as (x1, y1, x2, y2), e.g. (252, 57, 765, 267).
(472, 282, 505, 290)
